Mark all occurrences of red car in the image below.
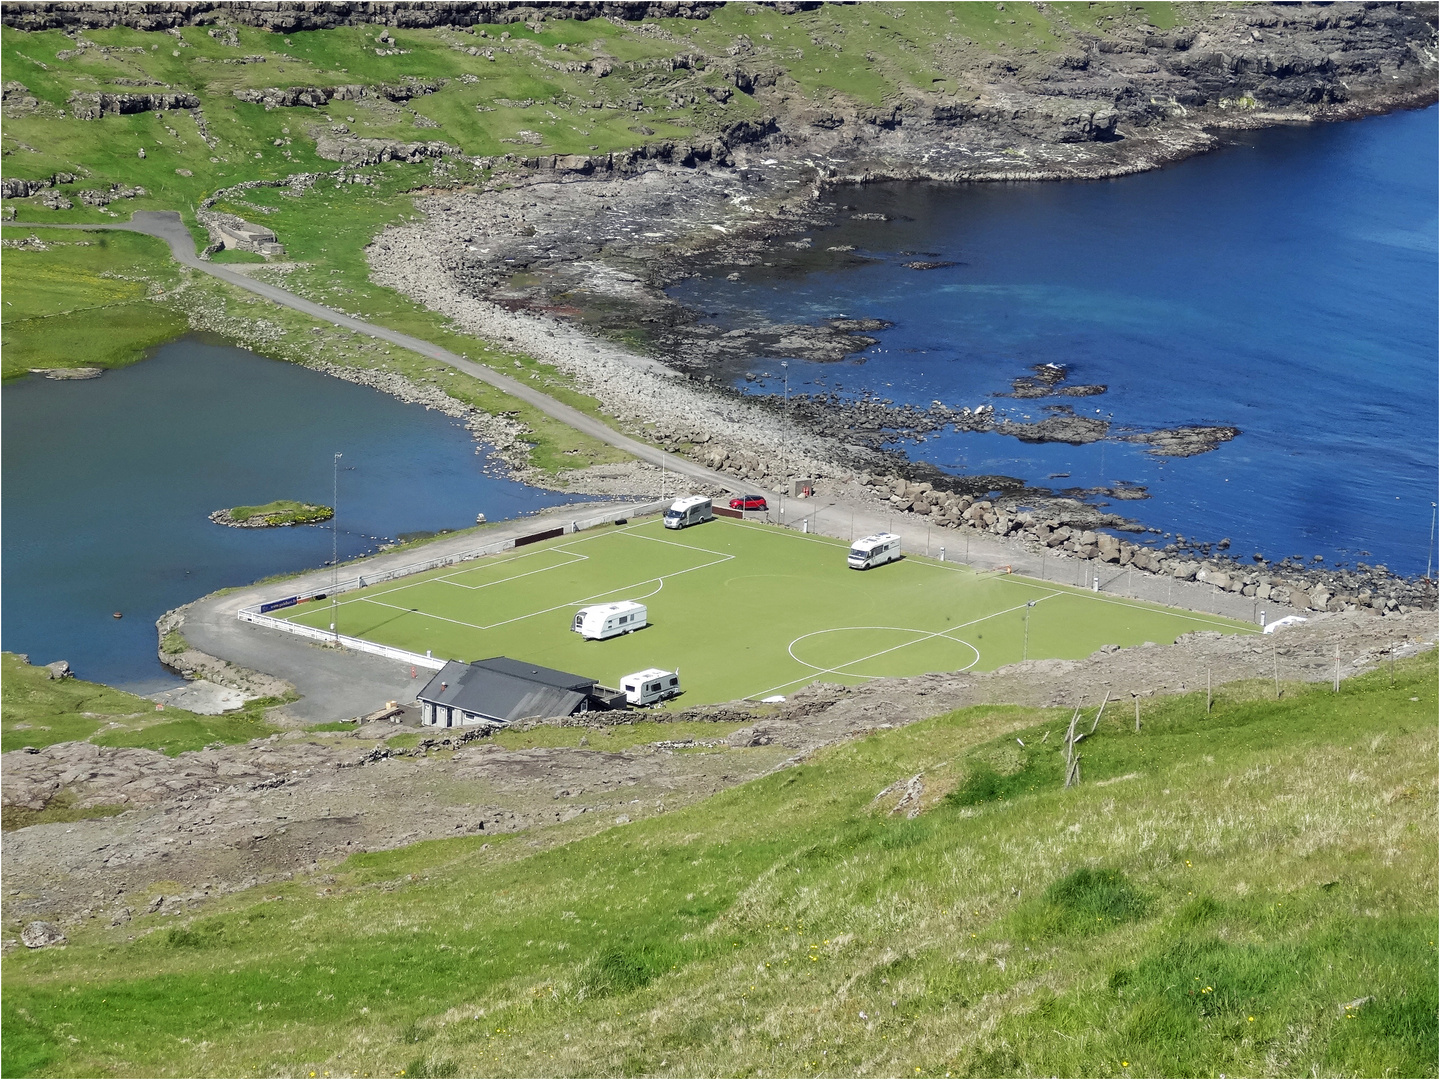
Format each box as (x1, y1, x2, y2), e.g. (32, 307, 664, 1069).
(730, 495, 768, 512)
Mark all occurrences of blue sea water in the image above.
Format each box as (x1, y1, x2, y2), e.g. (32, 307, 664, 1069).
(672, 105, 1439, 575)
(1, 338, 569, 690)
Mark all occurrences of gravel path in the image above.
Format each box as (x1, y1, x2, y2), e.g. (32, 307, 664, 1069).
(4, 211, 756, 498)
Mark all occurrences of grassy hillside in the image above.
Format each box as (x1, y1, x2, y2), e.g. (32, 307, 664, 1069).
(0, 4, 1185, 464)
(0, 652, 281, 758)
(2, 5, 1181, 209)
(0, 229, 186, 379)
(4, 652, 1434, 1078)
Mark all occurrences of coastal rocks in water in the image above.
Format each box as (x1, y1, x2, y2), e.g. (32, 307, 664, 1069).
(902, 260, 958, 271)
(995, 409, 1110, 445)
(827, 318, 893, 334)
(654, 319, 881, 370)
(31, 367, 103, 380)
(209, 501, 333, 528)
(1122, 425, 1242, 458)
(20, 921, 66, 949)
(1010, 363, 1107, 398)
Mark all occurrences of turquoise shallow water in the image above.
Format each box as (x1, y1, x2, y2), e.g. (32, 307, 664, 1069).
(1, 338, 569, 690)
(673, 105, 1439, 575)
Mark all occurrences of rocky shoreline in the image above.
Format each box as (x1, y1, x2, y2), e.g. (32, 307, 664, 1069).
(224, 3, 1436, 609)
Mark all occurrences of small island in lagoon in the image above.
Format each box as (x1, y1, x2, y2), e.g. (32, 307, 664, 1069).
(209, 501, 333, 529)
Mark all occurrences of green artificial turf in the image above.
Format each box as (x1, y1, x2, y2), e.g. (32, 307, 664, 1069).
(3, 655, 1433, 1077)
(273, 516, 1256, 706)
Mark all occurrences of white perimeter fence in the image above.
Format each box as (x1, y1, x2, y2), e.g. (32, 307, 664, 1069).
(237, 501, 668, 667)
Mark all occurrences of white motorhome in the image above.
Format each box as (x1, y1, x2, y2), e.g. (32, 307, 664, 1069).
(572, 601, 648, 640)
(620, 667, 681, 706)
(848, 532, 902, 570)
(663, 495, 713, 530)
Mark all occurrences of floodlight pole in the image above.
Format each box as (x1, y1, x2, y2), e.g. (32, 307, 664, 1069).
(331, 452, 342, 643)
(781, 361, 790, 498)
(1022, 600, 1036, 661)
(1428, 501, 1437, 581)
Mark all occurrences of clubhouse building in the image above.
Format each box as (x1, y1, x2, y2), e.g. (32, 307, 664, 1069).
(417, 657, 624, 728)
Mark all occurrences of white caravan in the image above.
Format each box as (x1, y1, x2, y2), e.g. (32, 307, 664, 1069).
(573, 601, 648, 640)
(620, 668, 681, 706)
(664, 495, 713, 530)
(848, 533, 902, 570)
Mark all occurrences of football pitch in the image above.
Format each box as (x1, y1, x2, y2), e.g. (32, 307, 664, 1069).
(276, 517, 1258, 708)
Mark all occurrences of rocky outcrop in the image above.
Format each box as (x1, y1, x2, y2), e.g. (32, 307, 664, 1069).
(1, 171, 76, 199)
(313, 134, 459, 166)
(19, 921, 66, 949)
(156, 604, 294, 699)
(66, 90, 199, 119)
(232, 79, 442, 109)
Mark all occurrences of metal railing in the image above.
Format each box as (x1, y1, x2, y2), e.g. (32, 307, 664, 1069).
(238, 609, 448, 669)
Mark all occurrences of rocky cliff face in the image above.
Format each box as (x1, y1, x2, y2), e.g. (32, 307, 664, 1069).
(765, 3, 1437, 182)
(0, 0, 733, 32)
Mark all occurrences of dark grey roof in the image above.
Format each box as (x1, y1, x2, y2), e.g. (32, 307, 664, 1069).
(470, 656, 595, 693)
(417, 659, 592, 723)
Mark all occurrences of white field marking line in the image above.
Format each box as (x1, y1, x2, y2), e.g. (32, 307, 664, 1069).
(787, 625, 982, 680)
(280, 521, 681, 622)
(316, 518, 649, 609)
(474, 546, 737, 631)
(1031, 583, 1260, 633)
(308, 532, 735, 635)
(276, 543, 578, 616)
(733, 518, 1256, 631)
(432, 549, 590, 591)
(748, 594, 1060, 700)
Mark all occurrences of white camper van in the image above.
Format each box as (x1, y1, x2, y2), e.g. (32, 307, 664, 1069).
(663, 495, 713, 530)
(572, 601, 648, 640)
(848, 532, 902, 570)
(620, 668, 681, 706)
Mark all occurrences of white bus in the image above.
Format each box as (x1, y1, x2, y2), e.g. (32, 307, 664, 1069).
(620, 668, 681, 706)
(573, 601, 648, 640)
(664, 495, 713, 530)
(848, 533, 902, 570)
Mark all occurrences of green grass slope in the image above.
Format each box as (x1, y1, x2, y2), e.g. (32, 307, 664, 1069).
(1, 4, 1188, 468)
(0, 652, 281, 758)
(0, 230, 186, 379)
(4, 654, 1434, 1078)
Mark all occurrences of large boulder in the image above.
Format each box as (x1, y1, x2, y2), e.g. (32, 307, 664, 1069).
(21, 921, 66, 949)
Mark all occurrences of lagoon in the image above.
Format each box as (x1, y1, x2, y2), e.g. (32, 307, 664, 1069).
(1, 338, 568, 690)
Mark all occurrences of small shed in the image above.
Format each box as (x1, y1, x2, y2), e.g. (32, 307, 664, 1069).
(417, 656, 618, 728)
